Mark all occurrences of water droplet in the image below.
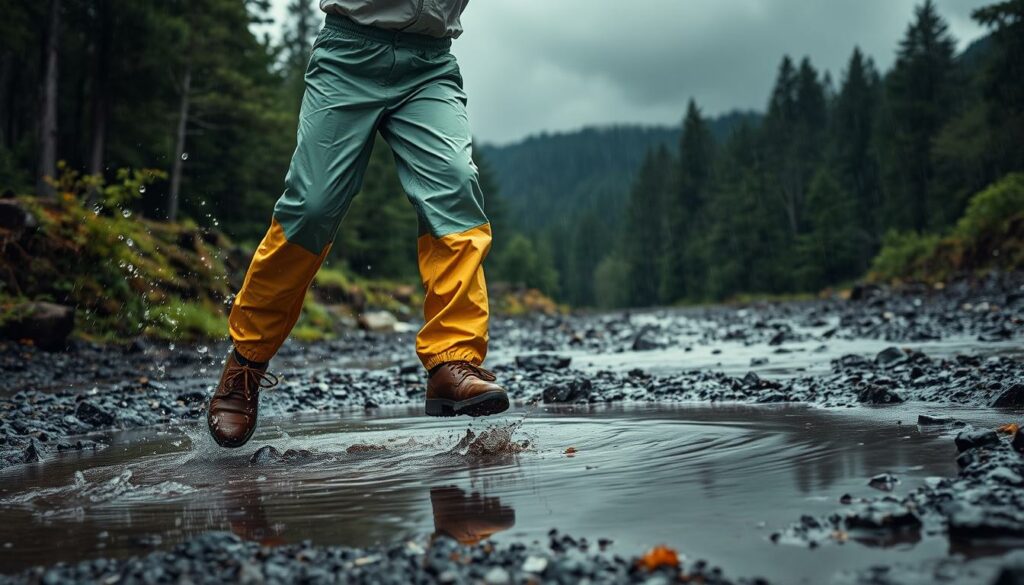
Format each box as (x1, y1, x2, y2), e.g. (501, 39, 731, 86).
(168, 343, 176, 351)
(197, 346, 209, 355)
(181, 152, 189, 161)
(122, 209, 132, 218)
(126, 238, 134, 247)
(139, 185, 146, 194)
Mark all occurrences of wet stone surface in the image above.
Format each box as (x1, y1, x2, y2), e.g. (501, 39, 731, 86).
(0, 275, 1022, 583)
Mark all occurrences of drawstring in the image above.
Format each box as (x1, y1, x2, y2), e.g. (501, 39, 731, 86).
(221, 364, 279, 400)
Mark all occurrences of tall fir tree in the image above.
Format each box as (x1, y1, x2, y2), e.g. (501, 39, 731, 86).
(661, 99, 713, 303)
(880, 0, 958, 232)
(624, 146, 672, 306)
(832, 47, 883, 267)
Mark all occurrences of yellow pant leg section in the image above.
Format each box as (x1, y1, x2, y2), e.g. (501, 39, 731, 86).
(229, 219, 330, 363)
(417, 223, 492, 371)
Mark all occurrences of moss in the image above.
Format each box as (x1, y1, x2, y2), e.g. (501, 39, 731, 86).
(145, 300, 228, 340)
(868, 173, 1024, 283)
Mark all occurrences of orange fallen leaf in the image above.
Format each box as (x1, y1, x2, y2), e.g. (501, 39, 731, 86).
(636, 545, 679, 571)
(564, 447, 578, 455)
(997, 423, 1020, 435)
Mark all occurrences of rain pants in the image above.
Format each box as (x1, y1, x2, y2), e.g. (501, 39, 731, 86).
(229, 15, 490, 371)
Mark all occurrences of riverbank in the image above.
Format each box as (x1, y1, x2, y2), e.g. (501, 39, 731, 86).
(0, 273, 1021, 584)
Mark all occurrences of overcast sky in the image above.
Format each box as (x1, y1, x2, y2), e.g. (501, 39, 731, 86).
(267, 1, 989, 145)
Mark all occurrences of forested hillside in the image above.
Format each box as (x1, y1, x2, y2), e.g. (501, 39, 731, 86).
(2, 0, 1020, 316)
(484, 1, 1023, 308)
(478, 112, 758, 230)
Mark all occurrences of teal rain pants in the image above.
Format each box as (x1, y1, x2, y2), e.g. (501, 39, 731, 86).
(229, 15, 491, 370)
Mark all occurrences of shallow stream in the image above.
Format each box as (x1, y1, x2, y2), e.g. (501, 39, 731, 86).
(0, 402, 1011, 583)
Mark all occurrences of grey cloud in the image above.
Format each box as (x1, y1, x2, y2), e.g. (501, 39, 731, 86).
(270, 0, 991, 143)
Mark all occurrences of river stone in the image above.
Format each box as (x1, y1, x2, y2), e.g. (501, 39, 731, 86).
(484, 567, 511, 585)
(1, 302, 75, 351)
(842, 501, 921, 531)
(868, 473, 900, 492)
(1012, 429, 1024, 454)
(358, 310, 398, 332)
(955, 428, 1000, 453)
(875, 346, 908, 367)
(857, 385, 903, 404)
(249, 445, 281, 465)
(631, 326, 664, 351)
(948, 503, 1024, 540)
(992, 383, 1024, 408)
(542, 378, 592, 403)
(75, 400, 115, 428)
(515, 354, 571, 370)
(918, 414, 953, 425)
(23, 439, 41, 463)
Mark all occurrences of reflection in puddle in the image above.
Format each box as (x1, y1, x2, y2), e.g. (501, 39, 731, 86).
(431, 486, 515, 545)
(0, 403, 1010, 582)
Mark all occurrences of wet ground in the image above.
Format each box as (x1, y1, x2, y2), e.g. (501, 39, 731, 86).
(0, 275, 1022, 584)
(0, 402, 1017, 584)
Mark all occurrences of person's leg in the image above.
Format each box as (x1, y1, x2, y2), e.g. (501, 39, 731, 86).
(229, 33, 388, 364)
(380, 76, 490, 371)
(210, 22, 388, 447)
(380, 50, 507, 417)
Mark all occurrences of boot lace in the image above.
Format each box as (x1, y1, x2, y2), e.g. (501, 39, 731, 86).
(450, 361, 497, 382)
(221, 363, 279, 401)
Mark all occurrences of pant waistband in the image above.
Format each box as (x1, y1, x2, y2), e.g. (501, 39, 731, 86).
(323, 14, 452, 50)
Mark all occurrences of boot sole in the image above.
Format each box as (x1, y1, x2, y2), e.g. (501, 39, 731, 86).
(207, 407, 257, 449)
(425, 391, 510, 418)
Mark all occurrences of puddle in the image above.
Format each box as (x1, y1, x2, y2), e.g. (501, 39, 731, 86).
(506, 332, 1024, 378)
(0, 403, 1011, 582)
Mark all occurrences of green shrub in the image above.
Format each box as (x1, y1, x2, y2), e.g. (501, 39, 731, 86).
(868, 173, 1024, 282)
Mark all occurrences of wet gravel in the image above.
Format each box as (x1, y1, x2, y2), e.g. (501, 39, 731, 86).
(0, 530, 767, 585)
(1, 273, 1022, 583)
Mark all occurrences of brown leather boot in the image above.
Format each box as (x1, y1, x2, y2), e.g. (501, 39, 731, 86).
(207, 350, 278, 448)
(430, 486, 515, 545)
(425, 361, 509, 417)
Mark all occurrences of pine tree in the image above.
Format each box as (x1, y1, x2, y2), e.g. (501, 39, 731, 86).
(661, 99, 713, 303)
(972, 1, 1024, 177)
(624, 146, 672, 306)
(796, 169, 861, 288)
(881, 0, 958, 232)
(832, 47, 883, 266)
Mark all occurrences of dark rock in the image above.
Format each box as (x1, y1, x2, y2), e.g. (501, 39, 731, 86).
(842, 501, 922, 532)
(176, 391, 207, 405)
(249, 445, 281, 465)
(542, 379, 593, 403)
(954, 428, 1000, 453)
(857, 385, 903, 404)
(948, 503, 1024, 541)
(875, 347, 907, 367)
(515, 354, 572, 370)
(867, 473, 899, 492)
(750, 357, 769, 366)
(993, 383, 1024, 408)
(630, 326, 664, 351)
(994, 566, 1024, 585)
(23, 439, 41, 463)
(835, 354, 873, 370)
(917, 414, 953, 425)
(1, 302, 75, 351)
(1013, 429, 1024, 454)
(75, 400, 115, 428)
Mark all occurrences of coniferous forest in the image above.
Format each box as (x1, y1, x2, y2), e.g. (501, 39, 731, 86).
(2, 0, 1022, 311)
